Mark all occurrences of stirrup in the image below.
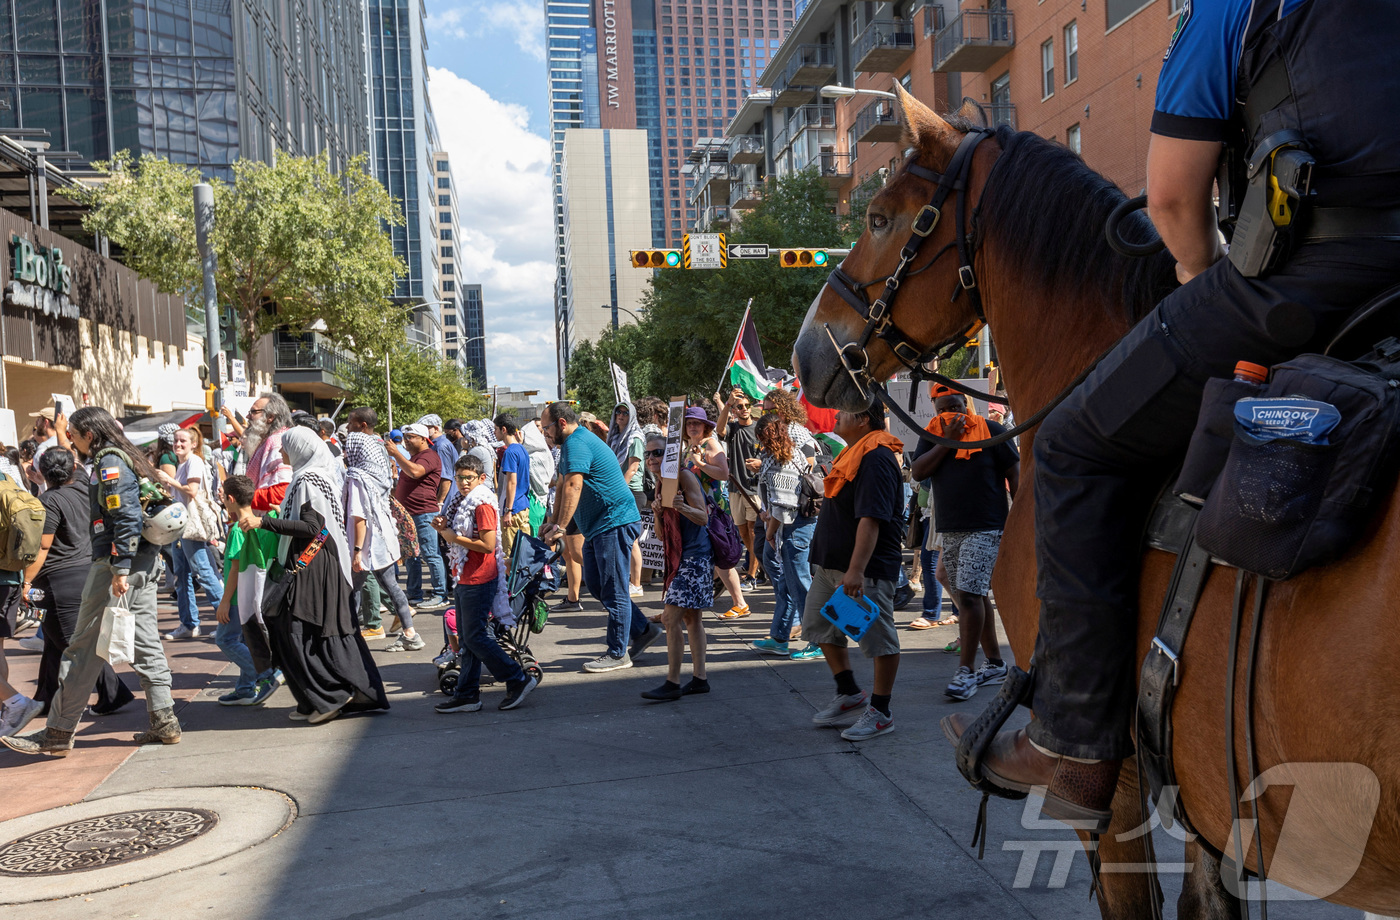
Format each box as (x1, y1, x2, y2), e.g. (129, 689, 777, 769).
(954, 664, 1034, 798)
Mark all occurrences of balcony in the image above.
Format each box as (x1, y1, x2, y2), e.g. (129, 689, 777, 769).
(934, 9, 1015, 73)
(730, 181, 764, 209)
(728, 134, 765, 165)
(785, 44, 836, 88)
(772, 125, 790, 156)
(986, 102, 1017, 130)
(815, 151, 854, 187)
(854, 98, 901, 144)
(923, 3, 946, 36)
(273, 331, 357, 398)
(696, 206, 731, 231)
(784, 104, 836, 141)
(853, 20, 916, 73)
(688, 163, 733, 204)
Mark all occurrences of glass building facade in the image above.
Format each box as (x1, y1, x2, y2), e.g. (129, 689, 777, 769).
(0, 0, 369, 177)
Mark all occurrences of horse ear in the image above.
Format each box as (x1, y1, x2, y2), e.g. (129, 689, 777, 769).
(955, 96, 990, 129)
(896, 82, 956, 150)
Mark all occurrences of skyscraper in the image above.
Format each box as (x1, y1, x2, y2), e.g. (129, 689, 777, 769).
(367, 0, 441, 348)
(432, 149, 486, 386)
(547, 0, 795, 393)
(0, 0, 370, 175)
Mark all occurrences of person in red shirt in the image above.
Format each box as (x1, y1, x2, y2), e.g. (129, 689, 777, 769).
(387, 423, 447, 610)
(430, 455, 536, 713)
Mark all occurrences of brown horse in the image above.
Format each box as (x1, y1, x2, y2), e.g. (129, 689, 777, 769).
(794, 85, 1400, 919)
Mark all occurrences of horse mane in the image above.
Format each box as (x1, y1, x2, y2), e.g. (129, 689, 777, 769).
(949, 119, 1178, 325)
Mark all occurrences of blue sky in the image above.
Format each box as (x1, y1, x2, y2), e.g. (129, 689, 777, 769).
(424, 1, 556, 394)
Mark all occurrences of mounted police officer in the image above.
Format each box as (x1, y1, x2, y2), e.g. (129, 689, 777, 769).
(3, 408, 186, 757)
(945, 0, 1400, 831)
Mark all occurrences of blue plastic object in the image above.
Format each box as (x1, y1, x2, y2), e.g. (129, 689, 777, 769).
(819, 587, 880, 641)
(1234, 397, 1342, 444)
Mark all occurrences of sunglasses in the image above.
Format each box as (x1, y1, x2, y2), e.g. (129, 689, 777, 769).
(645, 448, 665, 458)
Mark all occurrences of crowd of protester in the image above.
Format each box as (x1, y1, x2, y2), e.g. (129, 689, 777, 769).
(0, 379, 1018, 754)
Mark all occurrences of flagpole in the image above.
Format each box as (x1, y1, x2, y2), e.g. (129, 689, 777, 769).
(719, 298, 755, 396)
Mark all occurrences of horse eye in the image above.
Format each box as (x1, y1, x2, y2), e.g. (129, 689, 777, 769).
(869, 213, 889, 230)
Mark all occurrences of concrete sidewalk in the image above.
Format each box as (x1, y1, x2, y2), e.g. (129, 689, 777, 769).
(2, 579, 1358, 919)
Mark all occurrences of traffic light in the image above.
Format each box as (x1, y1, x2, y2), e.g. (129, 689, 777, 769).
(778, 248, 829, 268)
(631, 249, 682, 268)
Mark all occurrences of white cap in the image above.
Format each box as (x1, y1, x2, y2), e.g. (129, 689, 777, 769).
(401, 423, 430, 439)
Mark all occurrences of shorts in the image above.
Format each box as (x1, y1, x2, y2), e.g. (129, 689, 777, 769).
(941, 530, 1003, 596)
(729, 491, 761, 528)
(801, 564, 900, 658)
(663, 552, 715, 610)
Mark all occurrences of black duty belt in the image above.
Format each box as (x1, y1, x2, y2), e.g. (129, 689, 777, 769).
(1304, 206, 1400, 241)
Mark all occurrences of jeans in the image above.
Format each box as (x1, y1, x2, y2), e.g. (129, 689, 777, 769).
(763, 536, 789, 640)
(452, 580, 524, 695)
(353, 567, 414, 631)
(174, 538, 223, 630)
(406, 511, 447, 602)
(214, 616, 259, 693)
(921, 547, 943, 615)
(48, 557, 174, 733)
(780, 515, 815, 632)
(581, 520, 647, 658)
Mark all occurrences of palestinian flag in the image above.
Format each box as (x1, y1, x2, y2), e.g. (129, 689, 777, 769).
(724, 308, 775, 400)
(797, 384, 839, 435)
(816, 431, 846, 457)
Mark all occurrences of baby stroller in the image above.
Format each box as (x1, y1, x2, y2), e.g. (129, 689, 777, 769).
(437, 532, 560, 695)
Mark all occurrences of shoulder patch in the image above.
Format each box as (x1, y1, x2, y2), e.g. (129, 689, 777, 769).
(101, 467, 120, 482)
(1164, 0, 1191, 61)
(105, 494, 121, 510)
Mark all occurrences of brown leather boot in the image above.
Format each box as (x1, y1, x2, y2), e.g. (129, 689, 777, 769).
(132, 707, 182, 745)
(1, 726, 76, 757)
(943, 713, 1121, 833)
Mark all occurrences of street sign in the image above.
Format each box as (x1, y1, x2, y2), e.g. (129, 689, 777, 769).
(728, 243, 770, 260)
(683, 232, 726, 270)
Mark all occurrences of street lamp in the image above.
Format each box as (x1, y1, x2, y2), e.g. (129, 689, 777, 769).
(820, 84, 897, 101)
(601, 304, 645, 329)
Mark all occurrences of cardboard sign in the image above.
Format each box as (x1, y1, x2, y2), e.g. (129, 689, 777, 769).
(0, 408, 16, 449)
(609, 361, 631, 407)
(638, 507, 665, 572)
(659, 396, 686, 507)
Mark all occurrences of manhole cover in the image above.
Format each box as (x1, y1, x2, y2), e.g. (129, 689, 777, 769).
(0, 808, 219, 877)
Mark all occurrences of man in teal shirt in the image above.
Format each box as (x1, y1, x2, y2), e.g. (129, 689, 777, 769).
(539, 402, 661, 671)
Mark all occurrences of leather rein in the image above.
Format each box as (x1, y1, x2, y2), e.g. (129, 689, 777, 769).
(820, 127, 1109, 450)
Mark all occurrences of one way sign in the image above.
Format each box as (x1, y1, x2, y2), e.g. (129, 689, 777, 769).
(728, 243, 770, 260)
(683, 233, 726, 269)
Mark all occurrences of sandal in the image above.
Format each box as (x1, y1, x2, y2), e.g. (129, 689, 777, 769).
(719, 605, 751, 619)
(908, 617, 934, 630)
(934, 615, 960, 627)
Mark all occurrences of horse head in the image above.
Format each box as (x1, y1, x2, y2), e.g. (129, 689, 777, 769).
(794, 85, 1001, 411)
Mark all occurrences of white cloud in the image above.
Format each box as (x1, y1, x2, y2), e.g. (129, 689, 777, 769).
(427, 2, 546, 61)
(430, 67, 558, 393)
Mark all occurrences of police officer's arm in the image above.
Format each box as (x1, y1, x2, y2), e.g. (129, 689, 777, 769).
(102, 457, 143, 577)
(1146, 135, 1224, 283)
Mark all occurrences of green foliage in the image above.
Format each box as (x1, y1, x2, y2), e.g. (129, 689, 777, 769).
(564, 326, 657, 416)
(346, 343, 492, 427)
(75, 151, 407, 370)
(629, 168, 851, 396)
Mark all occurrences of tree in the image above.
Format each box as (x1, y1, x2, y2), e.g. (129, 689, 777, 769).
(564, 324, 658, 416)
(636, 168, 853, 396)
(74, 151, 407, 370)
(346, 343, 492, 427)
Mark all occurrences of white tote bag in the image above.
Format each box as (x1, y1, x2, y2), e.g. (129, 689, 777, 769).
(97, 594, 136, 667)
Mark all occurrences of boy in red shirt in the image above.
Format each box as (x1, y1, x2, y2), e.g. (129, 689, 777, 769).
(431, 455, 537, 713)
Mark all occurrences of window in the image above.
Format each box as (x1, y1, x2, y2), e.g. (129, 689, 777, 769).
(436, 159, 448, 171)
(1067, 123, 1081, 154)
(443, 280, 455, 292)
(1107, 0, 1150, 29)
(441, 246, 453, 258)
(1169, 0, 1184, 13)
(1040, 39, 1054, 99)
(1064, 22, 1078, 84)
(440, 228, 452, 240)
(442, 263, 454, 275)
(438, 194, 450, 206)
(437, 177, 450, 188)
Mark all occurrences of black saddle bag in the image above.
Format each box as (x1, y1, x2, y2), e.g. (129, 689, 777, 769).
(1191, 344, 1400, 579)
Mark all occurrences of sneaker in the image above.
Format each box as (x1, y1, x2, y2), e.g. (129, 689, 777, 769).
(628, 622, 663, 659)
(629, 585, 644, 597)
(893, 583, 916, 611)
(841, 705, 895, 741)
(288, 710, 310, 721)
(498, 675, 538, 710)
(945, 665, 979, 701)
(680, 677, 710, 696)
(740, 577, 757, 592)
(434, 694, 483, 713)
(812, 691, 869, 726)
(640, 681, 682, 702)
(582, 652, 633, 673)
(719, 604, 750, 620)
(790, 643, 825, 661)
(16, 635, 45, 653)
(360, 627, 386, 639)
(415, 596, 450, 611)
(554, 599, 585, 613)
(383, 633, 426, 652)
(251, 679, 278, 706)
(164, 625, 201, 640)
(974, 659, 1009, 687)
(749, 637, 791, 657)
(218, 688, 260, 706)
(15, 614, 38, 632)
(0, 696, 44, 737)
(433, 648, 458, 668)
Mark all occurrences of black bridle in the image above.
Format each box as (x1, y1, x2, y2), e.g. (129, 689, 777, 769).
(819, 127, 1108, 449)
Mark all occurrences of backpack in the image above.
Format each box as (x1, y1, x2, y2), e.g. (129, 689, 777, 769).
(0, 473, 45, 571)
(797, 454, 834, 519)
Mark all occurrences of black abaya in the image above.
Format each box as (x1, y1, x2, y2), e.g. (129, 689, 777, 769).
(261, 504, 389, 716)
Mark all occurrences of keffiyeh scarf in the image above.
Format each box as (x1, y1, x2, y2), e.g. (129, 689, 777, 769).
(448, 483, 514, 626)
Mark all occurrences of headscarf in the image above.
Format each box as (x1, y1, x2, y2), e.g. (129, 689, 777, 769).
(607, 401, 642, 466)
(278, 427, 352, 584)
(926, 385, 992, 459)
(464, 418, 500, 450)
(417, 413, 443, 429)
(157, 423, 179, 453)
(520, 419, 555, 497)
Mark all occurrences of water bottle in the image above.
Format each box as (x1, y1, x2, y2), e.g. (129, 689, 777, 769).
(1175, 361, 1269, 503)
(1234, 361, 1269, 385)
